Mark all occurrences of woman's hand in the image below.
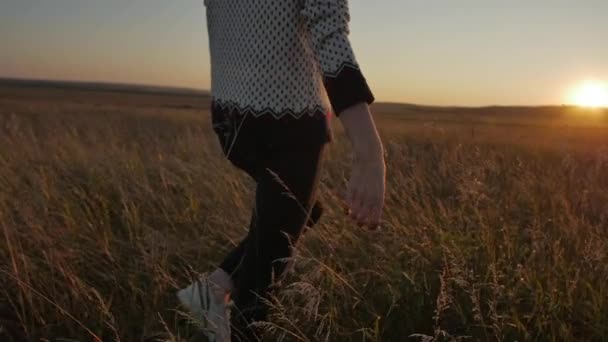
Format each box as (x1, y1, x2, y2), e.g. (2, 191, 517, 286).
(339, 102, 386, 229)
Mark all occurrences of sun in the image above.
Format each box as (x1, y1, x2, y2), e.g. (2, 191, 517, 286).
(570, 81, 608, 108)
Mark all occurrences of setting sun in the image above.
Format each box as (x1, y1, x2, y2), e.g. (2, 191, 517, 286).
(570, 81, 608, 108)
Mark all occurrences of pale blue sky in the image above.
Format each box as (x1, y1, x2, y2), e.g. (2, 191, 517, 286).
(1, 0, 607, 106)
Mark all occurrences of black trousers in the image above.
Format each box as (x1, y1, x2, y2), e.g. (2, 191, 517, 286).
(211, 104, 331, 341)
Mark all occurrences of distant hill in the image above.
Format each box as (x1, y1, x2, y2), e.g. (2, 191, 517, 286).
(373, 101, 582, 116)
(0, 78, 210, 97)
(1, 78, 605, 122)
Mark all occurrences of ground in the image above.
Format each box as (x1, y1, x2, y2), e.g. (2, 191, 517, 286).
(1, 84, 607, 341)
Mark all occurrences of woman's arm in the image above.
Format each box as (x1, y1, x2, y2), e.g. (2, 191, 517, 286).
(300, 0, 374, 115)
(340, 103, 385, 228)
(301, 0, 385, 228)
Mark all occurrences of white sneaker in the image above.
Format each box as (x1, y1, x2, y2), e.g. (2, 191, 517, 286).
(177, 276, 231, 342)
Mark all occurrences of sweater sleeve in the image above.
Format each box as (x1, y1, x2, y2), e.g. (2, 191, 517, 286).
(300, 0, 375, 116)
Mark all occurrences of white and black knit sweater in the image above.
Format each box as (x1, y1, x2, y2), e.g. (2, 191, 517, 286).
(205, 0, 374, 119)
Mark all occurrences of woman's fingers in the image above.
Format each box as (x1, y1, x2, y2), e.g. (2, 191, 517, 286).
(350, 192, 365, 223)
(357, 204, 374, 227)
(344, 188, 356, 212)
(346, 188, 365, 224)
(347, 190, 381, 229)
(368, 204, 383, 230)
(340, 193, 351, 215)
(361, 197, 383, 229)
(344, 170, 385, 229)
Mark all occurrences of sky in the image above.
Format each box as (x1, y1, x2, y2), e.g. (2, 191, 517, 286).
(1, 0, 607, 106)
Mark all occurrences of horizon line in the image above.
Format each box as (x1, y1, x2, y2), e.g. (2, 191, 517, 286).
(0, 76, 590, 110)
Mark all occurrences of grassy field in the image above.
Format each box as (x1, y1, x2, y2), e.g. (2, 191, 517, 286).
(1, 84, 608, 341)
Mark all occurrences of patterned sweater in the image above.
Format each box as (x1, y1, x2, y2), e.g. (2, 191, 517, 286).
(204, 0, 375, 119)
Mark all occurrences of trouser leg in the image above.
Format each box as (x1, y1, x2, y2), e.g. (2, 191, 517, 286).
(228, 142, 326, 341)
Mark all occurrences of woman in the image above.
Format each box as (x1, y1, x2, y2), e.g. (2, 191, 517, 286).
(177, 0, 386, 340)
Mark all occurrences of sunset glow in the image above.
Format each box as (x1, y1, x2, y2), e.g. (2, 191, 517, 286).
(570, 81, 608, 108)
(1, 1, 608, 106)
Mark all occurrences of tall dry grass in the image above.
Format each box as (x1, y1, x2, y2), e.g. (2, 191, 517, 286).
(1, 92, 608, 341)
